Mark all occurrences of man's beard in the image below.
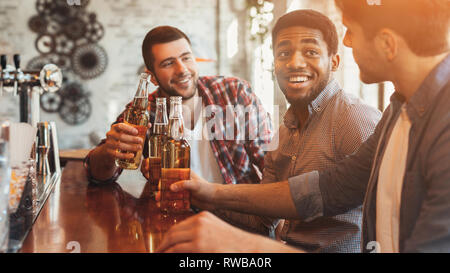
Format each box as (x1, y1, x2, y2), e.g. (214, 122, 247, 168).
(288, 68, 331, 107)
(154, 75, 198, 100)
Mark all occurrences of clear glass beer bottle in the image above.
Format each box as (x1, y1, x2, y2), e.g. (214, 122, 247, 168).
(148, 97, 168, 193)
(160, 96, 190, 212)
(115, 73, 150, 170)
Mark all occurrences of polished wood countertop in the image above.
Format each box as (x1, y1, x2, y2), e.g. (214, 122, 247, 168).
(20, 161, 193, 253)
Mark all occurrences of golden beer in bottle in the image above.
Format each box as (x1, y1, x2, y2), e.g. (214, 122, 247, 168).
(160, 96, 190, 212)
(148, 97, 168, 192)
(115, 73, 150, 170)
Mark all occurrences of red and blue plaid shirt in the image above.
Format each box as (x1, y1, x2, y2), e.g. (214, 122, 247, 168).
(84, 76, 273, 184)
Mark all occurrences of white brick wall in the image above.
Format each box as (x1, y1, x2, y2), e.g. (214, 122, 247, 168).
(0, 0, 237, 149)
(0, 0, 391, 150)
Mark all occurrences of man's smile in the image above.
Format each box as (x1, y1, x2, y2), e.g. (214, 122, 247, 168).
(172, 75, 192, 86)
(286, 73, 314, 89)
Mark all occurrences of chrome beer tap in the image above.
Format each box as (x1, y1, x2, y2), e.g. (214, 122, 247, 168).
(0, 55, 62, 91)
(14, 54, 29, 123)
(0, 55, 15, 96)
(0, 54, 62, 124)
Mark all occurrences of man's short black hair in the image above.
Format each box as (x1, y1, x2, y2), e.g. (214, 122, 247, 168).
(142, 26, 191, 73)
(272, 9, 339, 56)
(335, 0, 449, 56)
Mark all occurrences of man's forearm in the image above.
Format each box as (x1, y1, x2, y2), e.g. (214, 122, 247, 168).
(214, 181, 300, 219)
(88, 145, 120, 181)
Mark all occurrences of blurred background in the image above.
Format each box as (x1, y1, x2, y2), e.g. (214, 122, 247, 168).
(0, 0, 394, 150)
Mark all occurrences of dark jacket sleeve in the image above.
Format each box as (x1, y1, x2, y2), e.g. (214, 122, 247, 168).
(318, 109, 388, 217)
(288, 107, 391, 221)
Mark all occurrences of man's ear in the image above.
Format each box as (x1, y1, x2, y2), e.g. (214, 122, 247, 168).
(149, 71, 159, 86)
(331, 53, 340, 72)
(376, 29, 398, 62)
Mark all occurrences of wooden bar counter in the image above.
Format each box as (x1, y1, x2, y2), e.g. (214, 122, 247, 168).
(20, 161, 193, 253)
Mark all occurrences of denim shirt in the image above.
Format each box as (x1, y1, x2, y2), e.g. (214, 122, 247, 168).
(289, 54, 450, 252)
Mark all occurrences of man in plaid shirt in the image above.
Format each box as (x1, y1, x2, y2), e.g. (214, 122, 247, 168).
(84, 26, 272, 186)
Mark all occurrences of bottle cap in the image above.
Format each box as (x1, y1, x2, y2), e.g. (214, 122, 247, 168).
(139, 72, 150, 82)
(170, 96, 182, 103)
(156, 97, 166, 103)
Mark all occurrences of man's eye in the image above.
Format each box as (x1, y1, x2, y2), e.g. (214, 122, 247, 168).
(277, 51, 289, 58)
(306, 50, 319, 57)
(162, 61, 174, 67)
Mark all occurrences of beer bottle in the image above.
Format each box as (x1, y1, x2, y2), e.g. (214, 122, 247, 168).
(115, 73, 150, 170)
(147, 97, 168, 193)
(160, 96, 190, 212)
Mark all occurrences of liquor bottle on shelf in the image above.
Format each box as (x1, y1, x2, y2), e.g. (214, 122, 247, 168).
(147, 97, 168, 193)
(159, 96, 191, 213)
(115, 73, 150, 170)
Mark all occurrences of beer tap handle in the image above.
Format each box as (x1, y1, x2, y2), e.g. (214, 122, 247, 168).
(13, 54, 20, 69)
(0, 55, 5, 96)
(0, 55, 6, 70)
(13, 54, 20, 71)
(13, 54, 20, 96)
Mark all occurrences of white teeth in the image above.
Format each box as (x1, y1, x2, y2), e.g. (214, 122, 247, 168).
(176, 77, 189, 84)
(289, 76, 309, 83)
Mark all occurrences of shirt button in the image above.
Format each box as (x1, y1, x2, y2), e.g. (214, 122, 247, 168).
(291, 155, 297, 161)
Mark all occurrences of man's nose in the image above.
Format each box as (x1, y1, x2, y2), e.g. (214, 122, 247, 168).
(343, 30, 352, 48)
(174, 59, 188, 74)
(286, 51, 307, 70)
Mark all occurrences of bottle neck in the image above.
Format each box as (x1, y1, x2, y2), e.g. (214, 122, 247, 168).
(153, 101, 168, 134)
(169, 101, 183, 119)
(132, 97, 148, 110)
(168, 101, 184, 140)
(133, 73, 150, 109)
(153, 124, 167, 135)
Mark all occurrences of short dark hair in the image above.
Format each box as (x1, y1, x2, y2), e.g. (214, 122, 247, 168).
(335, 0, 450, 56)
(142, 26, 191, 72)
(272, 9, 339, 56)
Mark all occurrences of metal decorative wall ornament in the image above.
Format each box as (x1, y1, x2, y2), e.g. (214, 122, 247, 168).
(58, 82, 92, 125)
(54, 33, 76, 55)
(28, 0, 106, 125)
(40, 92, 62, 113)
(64, 19, 86, 40)
(71, 43, 107, 80)
(58, 95, 91, 125)
(28, 15, 48, 33)
(35, 34, 56, 54)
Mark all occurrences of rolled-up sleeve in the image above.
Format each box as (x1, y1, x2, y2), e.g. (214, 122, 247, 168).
(288, 108, 390, 220)
(288, 171, 323, 222)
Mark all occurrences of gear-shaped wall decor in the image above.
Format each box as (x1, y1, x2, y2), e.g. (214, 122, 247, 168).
(28, 0, 107, 125)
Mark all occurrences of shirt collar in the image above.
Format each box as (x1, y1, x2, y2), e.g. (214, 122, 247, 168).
(309, 78, 340, 114)
(283, 78, 341, 129)
(403, 53, 450, 123)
